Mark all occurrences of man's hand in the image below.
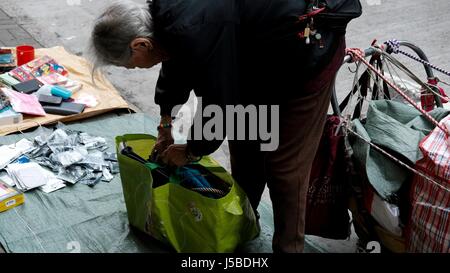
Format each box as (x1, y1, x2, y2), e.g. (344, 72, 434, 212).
(160, 144, 190, 167)
(150, 115, 174, 162)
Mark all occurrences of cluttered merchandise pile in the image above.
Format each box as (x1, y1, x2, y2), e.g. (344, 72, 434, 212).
(0, 124, 119, 212)
(0, 46, 97, 127)
(0, 45, 113, 213)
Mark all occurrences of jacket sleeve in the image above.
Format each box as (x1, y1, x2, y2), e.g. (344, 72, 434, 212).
(181, 23, 239, 157)
(154, 60, 193, 116)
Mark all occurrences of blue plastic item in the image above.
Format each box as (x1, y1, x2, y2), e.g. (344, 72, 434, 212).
(14, 155, 30, 164)
(50, 86, 72, 99)
(0, 54, 12, 64)
(178, 167, 215, 197)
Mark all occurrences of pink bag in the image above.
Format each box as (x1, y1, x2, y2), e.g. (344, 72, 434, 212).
(2, 88, 46, 116)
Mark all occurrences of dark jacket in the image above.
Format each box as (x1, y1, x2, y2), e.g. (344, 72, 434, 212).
(149, 0, 348, 156)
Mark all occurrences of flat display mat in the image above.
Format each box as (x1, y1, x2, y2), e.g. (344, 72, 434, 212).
(0, 46, 130, 136)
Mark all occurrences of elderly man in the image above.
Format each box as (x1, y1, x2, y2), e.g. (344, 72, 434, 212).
(90, 0, 361, 252)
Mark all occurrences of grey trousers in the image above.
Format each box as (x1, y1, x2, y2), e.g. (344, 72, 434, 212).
(229, 38, 346, 253)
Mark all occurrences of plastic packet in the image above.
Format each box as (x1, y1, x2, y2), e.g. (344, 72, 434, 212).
(57, 166, 87, 184)
(79, 172, 103, 187)
(80, 151, 107, 166)
(109, 161, 120, 174)
(103, 152, 117, 162)
(79, 132, 107, 150)
(33, 157, 58, 172)
(33, 126, 54, 146)
(28, 146, 52, 160)
(102, 167, 114, 182)
(47, 128, 79, 148)
(50, 147, 88, 167)
(47, 129, 69, 146)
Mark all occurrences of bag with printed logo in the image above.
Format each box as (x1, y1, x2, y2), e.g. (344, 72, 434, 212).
(116, 134, 259, 253)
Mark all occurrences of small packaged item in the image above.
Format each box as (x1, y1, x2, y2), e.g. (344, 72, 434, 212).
(35, 84, 53, 96)
(9, 66, 34, 82)
(6, 162, 48, 191)
(0, 172, 15, 187)
(73, 93, 98, 108)
(0, 88, 11, 109)
(0, 107, 23, 127)
(0, 48, 17, 72)
(59, 78, 82, 93)
(36, 73, 68, 86)
(0, 179, 24, 212)
(0, 138, 34, 170)
(39, 168, 66, 194)
(50, 85, 72, 99)
(26, 56, 68, 77)
(9, 55, 69, 82)
(12, 79, 42, 94)
(38, 94, 62, 105)
(2, 88, 46, 116)
(0, 73, 21, 87)
(43, 102, 85, 116)
(0, 53, 13, 64)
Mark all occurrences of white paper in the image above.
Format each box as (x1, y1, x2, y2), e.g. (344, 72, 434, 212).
(0, 172, 15, 187)
(0, 139, 33, 169)
(40, 178, 66, 193)
(6, 162, 48, 191)
(371, 193, 403, 236)
(39, 168, 66, 193)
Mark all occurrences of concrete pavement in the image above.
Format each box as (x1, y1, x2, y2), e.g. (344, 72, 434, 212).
(0, 9, 41, 48)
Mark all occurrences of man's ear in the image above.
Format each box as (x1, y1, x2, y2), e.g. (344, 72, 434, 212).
(130, 37, 153, 52)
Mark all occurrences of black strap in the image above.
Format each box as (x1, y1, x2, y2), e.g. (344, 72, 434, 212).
(338, 54, 388, 119)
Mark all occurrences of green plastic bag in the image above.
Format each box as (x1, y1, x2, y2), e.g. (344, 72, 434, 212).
(115, 134, 260, 253)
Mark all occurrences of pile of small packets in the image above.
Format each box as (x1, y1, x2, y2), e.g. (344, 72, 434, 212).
(26, 123, 119, 187)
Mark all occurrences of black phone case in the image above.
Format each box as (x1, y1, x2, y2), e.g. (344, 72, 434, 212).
(43, 102, 85, 116)
(12, 79, 42, 94)
(38, 94, 62, 105)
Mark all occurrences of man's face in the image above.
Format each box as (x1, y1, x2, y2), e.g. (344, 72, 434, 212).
(124, 37, 164, 69)
(126, 49, 160, 69)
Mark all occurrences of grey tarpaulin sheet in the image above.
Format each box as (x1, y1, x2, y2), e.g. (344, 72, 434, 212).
(0, 113, 341, 253)
(0, 113, 164, 253)
(0, 113, 278, 253)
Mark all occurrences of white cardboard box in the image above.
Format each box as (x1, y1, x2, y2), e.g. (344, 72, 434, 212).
(0, 108, 23, 126)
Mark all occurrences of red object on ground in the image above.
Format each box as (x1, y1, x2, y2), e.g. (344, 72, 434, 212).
(16, 45, 35, 66)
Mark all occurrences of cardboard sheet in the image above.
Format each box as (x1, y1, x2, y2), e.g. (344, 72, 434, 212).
(0, 46, 130, 135)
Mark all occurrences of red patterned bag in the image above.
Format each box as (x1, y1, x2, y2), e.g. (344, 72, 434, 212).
(407, 116, 450, 253)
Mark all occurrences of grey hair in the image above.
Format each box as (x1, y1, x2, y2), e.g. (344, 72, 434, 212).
(89, 0, 153, 74)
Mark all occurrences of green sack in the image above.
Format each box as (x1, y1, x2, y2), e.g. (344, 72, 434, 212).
(115, 134, 260, 253)
(351, 100, 449, 200)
